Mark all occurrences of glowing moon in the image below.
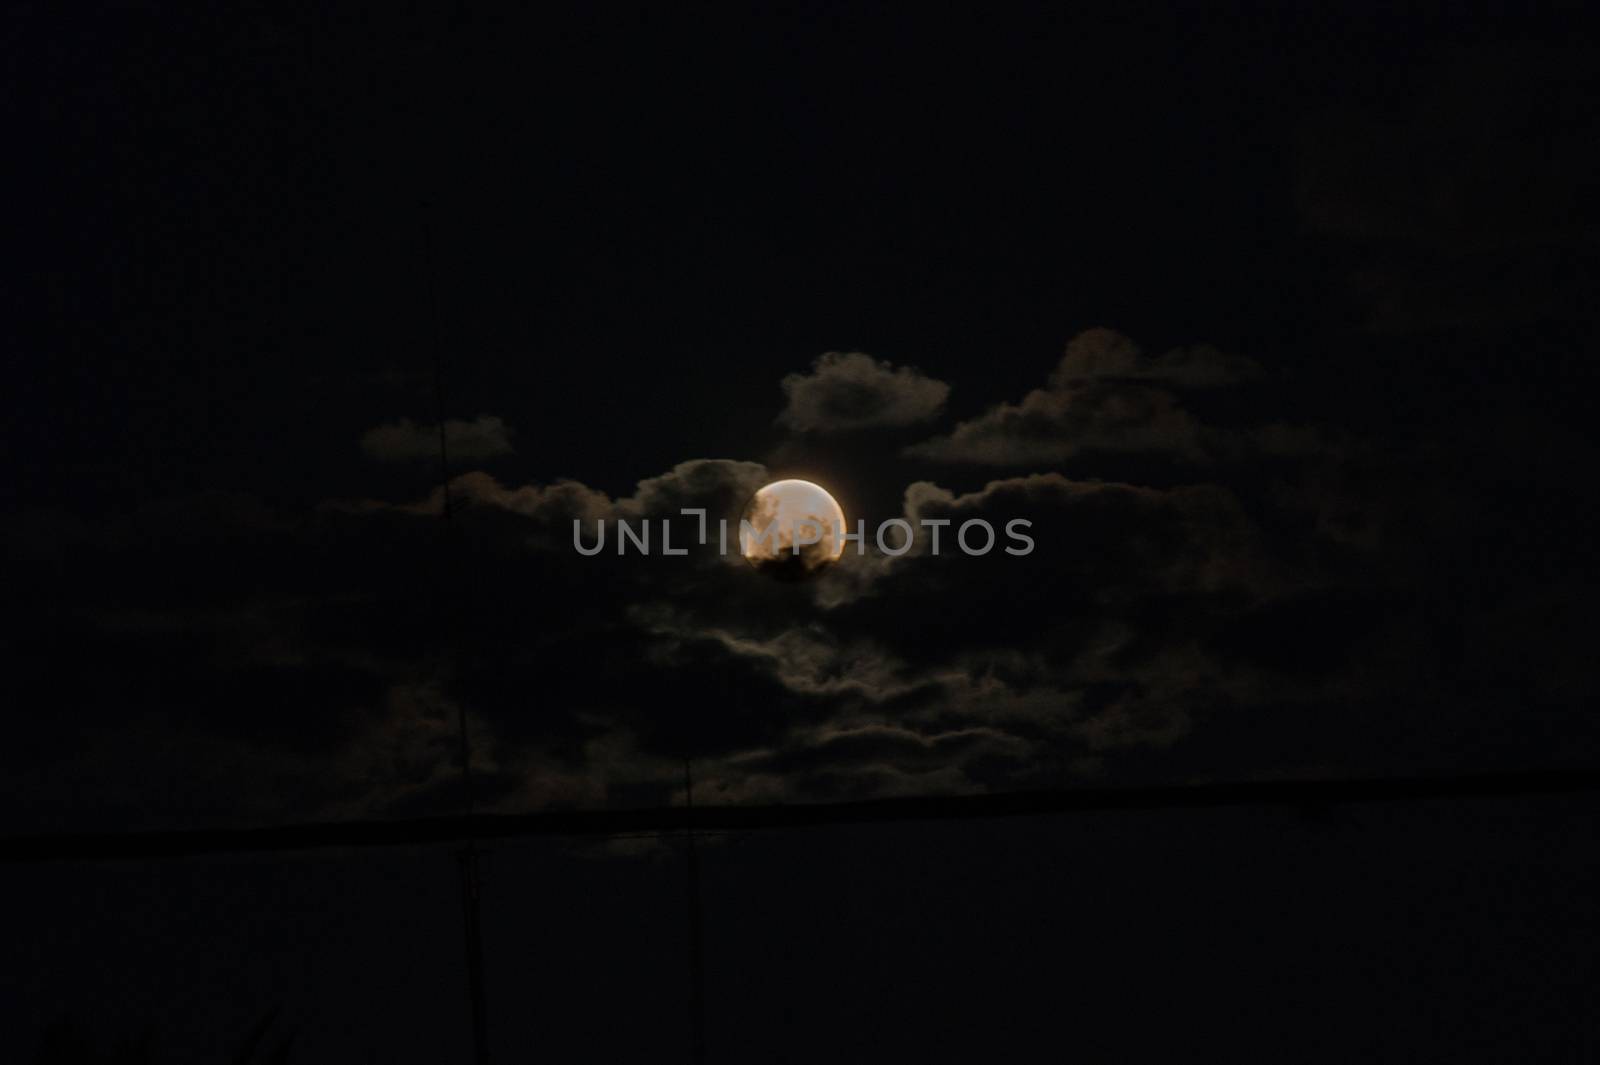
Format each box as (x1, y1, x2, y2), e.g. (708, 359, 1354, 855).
(739, 478, 846, 580)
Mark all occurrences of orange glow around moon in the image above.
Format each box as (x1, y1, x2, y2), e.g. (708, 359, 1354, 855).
(739, 479, 846, 579)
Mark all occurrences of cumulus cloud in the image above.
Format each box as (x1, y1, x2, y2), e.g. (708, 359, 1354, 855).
(1295, 44, 1600, 332)
(905, 328, 1256, 466)
(359, 414, 515, 461)
(777, 351, 950, 432)
(1048, 328, 1258, 389)
(904, 379, 1206, 465)
(326, 458, 767, 552)
(59, 446, 1372, 823)
(15, 405, 1587, 832)
(632, 604, 926, 704)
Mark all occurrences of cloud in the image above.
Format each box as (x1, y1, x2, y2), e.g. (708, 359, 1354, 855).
(906, 329, 1254, 466)
(11, 406, 1596, 832)
(1296, 45, 1594, 253)
(1049, 328, 1258, 390)
(904, 380, 1205, 465)
(1294, 44, 1600, 332)
(602, 465, 1299, 799)
(12, 422, 1457, 832)
(777, 351, 950, 432)
(325, 458, 768, 552)
(359, 414, 515, 461)
(725, 723, 1030, 800)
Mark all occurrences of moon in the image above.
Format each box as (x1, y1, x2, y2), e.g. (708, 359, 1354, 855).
(739, 478, 846, 580)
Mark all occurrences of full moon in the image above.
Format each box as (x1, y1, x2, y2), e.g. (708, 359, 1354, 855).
(739, 478, 846, 580)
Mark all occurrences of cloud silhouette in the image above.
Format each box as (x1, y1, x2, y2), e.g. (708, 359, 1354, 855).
(9, 332, 1596, 834)
(778, 352, 950, 432)
(905, 329, 1255, 465)
(359, 415, 516, 461)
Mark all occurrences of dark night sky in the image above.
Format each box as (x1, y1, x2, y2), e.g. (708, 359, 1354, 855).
(4, 2, 1599, 1062)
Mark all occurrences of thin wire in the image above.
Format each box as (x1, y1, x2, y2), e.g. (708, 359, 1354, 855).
(423, 204, 490, 1065)
(684, 760, 707, 1065)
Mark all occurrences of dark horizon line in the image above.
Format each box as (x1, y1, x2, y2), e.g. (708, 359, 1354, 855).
(5, 766, 1598, 864)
